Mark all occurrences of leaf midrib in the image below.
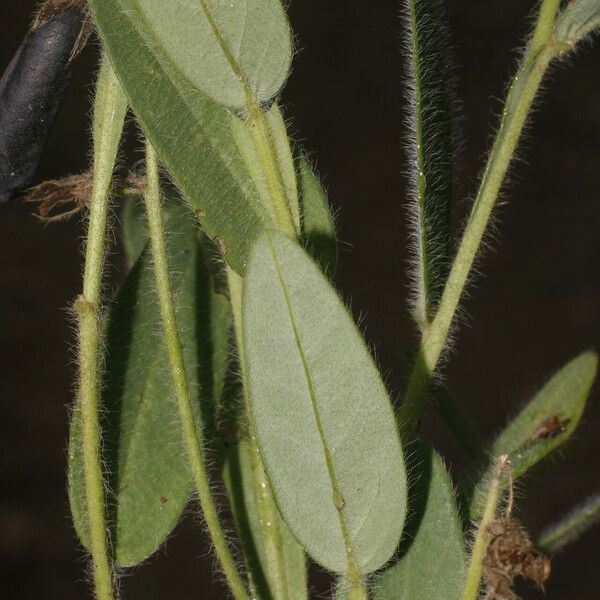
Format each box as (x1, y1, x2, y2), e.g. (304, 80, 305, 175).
(267, 235, 360, 574)
(125, 0, 261, 208)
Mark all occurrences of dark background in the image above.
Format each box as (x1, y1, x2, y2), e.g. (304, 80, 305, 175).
(2, 1, 599, 598)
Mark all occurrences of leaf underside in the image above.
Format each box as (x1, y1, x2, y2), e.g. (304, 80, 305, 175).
(133, 0, 292, 110)
(89, 0, 277, 274)
(243, 231, 407, 574)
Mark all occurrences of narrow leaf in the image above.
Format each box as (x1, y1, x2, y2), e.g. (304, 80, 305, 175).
(243, 231, 407, 575)
(69, 200, 212, 566)
(538, 491, 600, 554)
(132, 0, 292, 109)
(468, 352, 598, 518)
(89, 0, 272, 273)
(370, 445, 466, 600)
(404, 0, 454, 325)
(298, 157, 337, 275)
(555, 0, 600, 47)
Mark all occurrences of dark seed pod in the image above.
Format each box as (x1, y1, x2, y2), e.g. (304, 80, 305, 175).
(0, 6, 87, 202)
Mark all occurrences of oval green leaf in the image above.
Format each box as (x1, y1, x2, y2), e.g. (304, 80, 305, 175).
(88, 0, 273, 273)
(468, 351, 598, 518)
(243, 231, 407, 575)
(69, 200, 211, 566)
(134, 0, 292, 109)
(370, 444, 466, 600)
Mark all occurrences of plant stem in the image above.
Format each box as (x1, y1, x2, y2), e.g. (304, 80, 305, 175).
(227, 267, 294, 600)
(537, 491, 600, 554)
(142, 141, 249, 600)
(461, 456, 510, 600)
(246, 104, 299, 238)
(76, 58, 127, 600)
(398, 0, 563, 439)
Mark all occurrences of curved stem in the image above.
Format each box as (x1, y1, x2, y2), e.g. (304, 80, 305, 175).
(398, 0, 563, 439)
(77, 58, 127, 600)
(142, 141, 249, 600)
(461, 456, 510, 600)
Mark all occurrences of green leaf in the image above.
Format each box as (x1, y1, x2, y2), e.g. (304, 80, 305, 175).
(232, 103, 300, 231)
(298, 157, 337, 275)
(224, 438, 307, 600)
(132, 0, 292, 109)
(555, 0, 600, 47)
(468, 352, 598, 518)
(537, 491, 600, 554)
(370, 444, 466, 600)
(405, 0, 454, 325)
(69, 199, 212, 566)
(88, 0, 272, 274)
(121, 194, 147, 268)
(243, 231, 407, 575)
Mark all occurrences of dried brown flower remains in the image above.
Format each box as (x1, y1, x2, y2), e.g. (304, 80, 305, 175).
(23, 171, 93, 222)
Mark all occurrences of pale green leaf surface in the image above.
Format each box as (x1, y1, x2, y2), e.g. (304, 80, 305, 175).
(134, 0, 292, 109)
(555, 0, 600, 47)
(243, 232, 407, 574)
(69, 201, 209, 566)
(406, 0, 453, 324)
(224, 438, 307, 600)
(231, 104, 300, 230)
(89, 0, 271, 273)
(298, 157, 337, 275)
(469, 352, 598, 518)
(370, 445, 466, 600)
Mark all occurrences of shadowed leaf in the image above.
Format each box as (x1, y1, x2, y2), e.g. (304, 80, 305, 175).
(468, 352, 598, 518)
(69, 199, 216, 566)
(370, 444, 466, 600)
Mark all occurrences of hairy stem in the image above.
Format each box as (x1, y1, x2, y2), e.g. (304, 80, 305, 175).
(227, 267, 294, 600)
(142, 141, 249, 600)
(537, 491, 600, 554)
(246, 105, 299, 238)
(76, 58, 127, 600)
(398, 0, 563, 439)
(461, 456, 511, 600)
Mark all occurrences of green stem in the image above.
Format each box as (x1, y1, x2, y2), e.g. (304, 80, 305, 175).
(537, 491, 600, 554)
(196, 0, 298, 238)
(76, 58, 127, 600)
(142, 141, 248, 600)
(398, 0, 563, 439)
(227, 267, 295, 600)
(246, 105, 299, 237)
(461, 456, 510, 600)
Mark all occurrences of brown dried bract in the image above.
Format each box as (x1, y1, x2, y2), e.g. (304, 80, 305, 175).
(32, 0, 93, 61)
(531, 415, 570, 441)
(483, 516, 551, 600)
(23, 171, 93, 222)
